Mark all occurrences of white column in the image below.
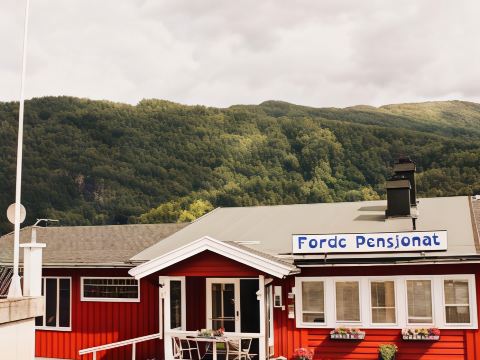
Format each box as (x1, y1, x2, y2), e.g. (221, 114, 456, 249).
(20, 242, 46, 297)
(258, 275, 266, 360)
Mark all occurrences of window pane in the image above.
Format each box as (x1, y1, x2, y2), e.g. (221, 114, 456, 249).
(407, 280, 432, 323)
(170, 280, 182, 329)
(83, 278, 139, 299)
(45, 278, 57, 327)
(445, 280, 470, 324)
(302, 281, 325, 323)
(336, 281, 360, 322)
(371, 281, 396, 324)
(59, 279, 70, 327)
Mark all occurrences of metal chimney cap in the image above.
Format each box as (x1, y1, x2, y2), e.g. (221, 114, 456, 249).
(386, 179, 411, 189)
(393, 162, 416, 172)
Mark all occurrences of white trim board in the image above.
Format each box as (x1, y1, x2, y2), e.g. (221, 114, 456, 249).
(129, 236, 295, 279)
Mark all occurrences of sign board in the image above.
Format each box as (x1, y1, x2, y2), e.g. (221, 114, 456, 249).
(292, 230, 447, 254)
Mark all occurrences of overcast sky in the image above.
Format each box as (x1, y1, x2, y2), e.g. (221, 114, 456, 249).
(1, 0, 479, 108)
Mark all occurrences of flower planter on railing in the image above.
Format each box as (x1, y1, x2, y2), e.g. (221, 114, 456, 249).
(401, 328, 440, 341)
(330, 328, 365, 340)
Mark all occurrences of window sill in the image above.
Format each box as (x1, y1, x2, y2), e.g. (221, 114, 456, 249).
(36, 326, 72, 332)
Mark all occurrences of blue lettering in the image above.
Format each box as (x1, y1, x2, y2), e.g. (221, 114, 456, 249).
(367, 237, 375, 247)
(433, 233, 440, 245)
(309, 239, 318, 248)
(328, 236, 338, 248)
(338, 238, 347, 248)
(356, 235, 366, 248)
(298, 236, 307, 249)
(412, 236, 421, 247)
(401, 236, 410, 247)
(387, 237, 394, 248)
(319, 238, 327, 248)
(423, 236, 432, 246)
(377, 237, 385, 248)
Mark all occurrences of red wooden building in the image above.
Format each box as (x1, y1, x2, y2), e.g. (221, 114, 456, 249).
(1, 161, 480, 360)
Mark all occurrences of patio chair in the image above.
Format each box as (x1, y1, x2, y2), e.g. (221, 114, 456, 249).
(225, 338, 255, 360)
(202, 341, 227, 360)
(173, 336, 200, 359)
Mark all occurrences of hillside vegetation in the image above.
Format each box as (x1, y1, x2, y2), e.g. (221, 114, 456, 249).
(0, 97, 479, 234)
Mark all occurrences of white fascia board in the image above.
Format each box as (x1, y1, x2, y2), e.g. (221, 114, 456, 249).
(128, 236, 295, 279)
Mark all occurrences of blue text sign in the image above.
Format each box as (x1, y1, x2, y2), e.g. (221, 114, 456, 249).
(292, 231, 447, 254)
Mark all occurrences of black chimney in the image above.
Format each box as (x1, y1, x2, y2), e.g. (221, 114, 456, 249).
(385, 175, 411, 217)
(393, 156, 416, 206)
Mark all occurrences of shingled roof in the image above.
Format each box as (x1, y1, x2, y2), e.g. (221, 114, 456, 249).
(0, 223, 187, 267)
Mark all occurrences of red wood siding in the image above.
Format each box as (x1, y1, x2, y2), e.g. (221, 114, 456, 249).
(36, 268, 162, 360)
(36, 251, 264, 360)
(186, 276, 206, 331)
(158, 250, 263, 277)
(273, 264, 480, 360)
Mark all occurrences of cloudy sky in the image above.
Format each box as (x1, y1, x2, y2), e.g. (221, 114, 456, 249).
(1, 0, 479, 108)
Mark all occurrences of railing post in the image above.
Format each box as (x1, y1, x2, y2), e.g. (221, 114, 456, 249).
(132, 342, 136, 360)
(93, 351, 96, 360)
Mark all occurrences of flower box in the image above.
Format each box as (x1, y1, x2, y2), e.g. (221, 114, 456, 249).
(402, 335, 440, 341)
(330, 332, 365, 340)
(401, 327, 440, 341)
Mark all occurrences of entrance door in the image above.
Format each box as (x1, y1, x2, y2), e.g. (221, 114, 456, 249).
(206, 278, 240, 332)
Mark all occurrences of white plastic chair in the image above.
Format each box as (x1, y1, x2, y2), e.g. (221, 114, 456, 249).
(173, 336, 199, 359)
(226, 338, 255, 360)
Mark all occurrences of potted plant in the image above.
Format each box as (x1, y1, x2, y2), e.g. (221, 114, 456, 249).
(293, 347, 313, 360)
(378, 344, 398, 360)
(329, 327, 365, 340)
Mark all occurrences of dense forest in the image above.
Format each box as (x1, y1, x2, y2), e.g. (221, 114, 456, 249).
(0, 97, 479, 234)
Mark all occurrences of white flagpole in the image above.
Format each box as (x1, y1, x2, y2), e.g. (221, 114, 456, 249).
(8, 0, 31, 299)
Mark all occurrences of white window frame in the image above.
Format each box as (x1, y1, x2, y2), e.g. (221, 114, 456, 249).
(298, 279, 326, 326)
(405, 277, 434, 326)
(36, 276, 72, 332)
(295, 274, 477, 330)
(160, 276, 186, 332)
(441, 274, 477, 327)
(80, 277, 140, 302)
(368, 278, 398, 327)
(334, 279, 362, 324)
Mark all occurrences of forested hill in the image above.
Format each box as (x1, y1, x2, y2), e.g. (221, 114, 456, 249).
(1, 97, 479, 234)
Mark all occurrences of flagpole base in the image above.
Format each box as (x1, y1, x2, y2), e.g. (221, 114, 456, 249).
(7, 274, 23, 298)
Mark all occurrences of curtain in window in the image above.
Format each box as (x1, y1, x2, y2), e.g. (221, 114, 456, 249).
(302, 281, 325, 323)
(407, 280, 432, 323)
(371, 281, 396, 323)
(444, 280, 470, 323)
(335, 281, 360, 322)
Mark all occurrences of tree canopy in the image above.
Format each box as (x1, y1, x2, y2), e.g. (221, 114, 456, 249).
(0, 97, 479, 234)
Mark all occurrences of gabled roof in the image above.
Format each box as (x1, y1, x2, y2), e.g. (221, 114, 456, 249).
(131, 196, 480, 265)
(129, 236, 298, 279)
(0, 223, 187, 267)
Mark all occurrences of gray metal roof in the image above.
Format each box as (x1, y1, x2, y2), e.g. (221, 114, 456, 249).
(0, 223, 187, 267)
(131, 196, 480, 264)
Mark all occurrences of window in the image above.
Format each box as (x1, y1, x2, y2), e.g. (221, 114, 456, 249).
(170, 280, 183, 329)
(444, 280, 470, 324)
(296, 275, 477, 329)
(301, 281, 325, 323)
(81, 277, 139, 302)
(336, 281, 360, 322)
(407, 280, 433, 324)
(370, 281, 396, 324)
(35, 277, 71, 330)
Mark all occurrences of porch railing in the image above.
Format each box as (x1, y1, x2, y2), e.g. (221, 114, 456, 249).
(78, 332, 161, 360)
